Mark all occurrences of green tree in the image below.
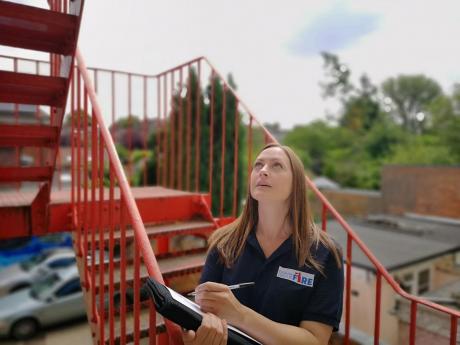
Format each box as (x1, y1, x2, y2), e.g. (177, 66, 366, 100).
(283, 120, 352, 175)
(381, 75, 442, 134)
(320, 53, 383, 132)
(162, 69, 246, 216)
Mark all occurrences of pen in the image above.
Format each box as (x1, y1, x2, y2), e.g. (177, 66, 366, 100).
(187, 282, 255, 297)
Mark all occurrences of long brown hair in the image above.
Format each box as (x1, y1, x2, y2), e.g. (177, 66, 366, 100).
(208, 143, 342, 274)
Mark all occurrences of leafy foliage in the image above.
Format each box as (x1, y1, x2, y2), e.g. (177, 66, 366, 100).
(282, 52, 460, 190)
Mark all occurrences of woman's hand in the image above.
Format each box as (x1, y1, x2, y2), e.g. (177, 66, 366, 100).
(194, 282, 245, 326)
(182, 313, 228, 345)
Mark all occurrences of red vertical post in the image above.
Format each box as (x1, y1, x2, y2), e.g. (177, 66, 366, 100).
(156, 77, 161, 186)
(208, 70, 215, 198)
(108, 167, 115, 345)
(90, 110, 97, 319)
(133, 239, 141, 345)
(70, 69, 75, 225)
(374, 272, 381, 345)
(120, 199, 127, 344)
(128, 74, 133, 185)
(76, 69, 82, 254)
(450, 315, 458, 345)
(170, 72, 176, 188)
(98, 130, 105, 345)
(194, 60, 202, 192)
(232, 100, 239, 217)
(344, 233, 352, 345)
(163, 75, 168, 186)
(148, 300, 157, 345)
(82, 88, 89, 270)
(35, 61, 41, 165)
(247, 117, 253, 184)
(177, 68, 184, 190)
(14, 58, 19, 190)
(143, 76, 148, 186)
(409, 301, 417, 345)
(321, 204, 327, 232)
(220, 85, 227, 217)
(186, 65, 192, 191)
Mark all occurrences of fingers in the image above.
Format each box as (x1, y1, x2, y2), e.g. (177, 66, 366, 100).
(196, 291, 229, 315)
(195, 313, 214, 343)
(220, 319, 228, 345)
(181, 329, 195, 345)
(195, 282, 229, 294)
(194, 313, 226, 345)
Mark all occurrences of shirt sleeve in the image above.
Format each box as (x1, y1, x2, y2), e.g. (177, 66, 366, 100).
(199, 247, 224, 284)
(301, 249, 344, 332)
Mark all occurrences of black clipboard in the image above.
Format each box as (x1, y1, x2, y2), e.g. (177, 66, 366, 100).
(143, 277, 261, 345)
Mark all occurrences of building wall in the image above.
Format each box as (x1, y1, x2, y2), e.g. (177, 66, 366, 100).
(310, 189, 383, 219)
(382, 166, 460, 219)
(348, 254, 459, 345)
(397, 302, 459, 345)
(347, 266, 399, 345)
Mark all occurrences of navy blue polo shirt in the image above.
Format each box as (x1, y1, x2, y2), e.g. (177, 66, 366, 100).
(200, 230, 344, 331)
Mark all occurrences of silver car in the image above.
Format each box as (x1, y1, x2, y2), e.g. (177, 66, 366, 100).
(0, 266, 86, 339)
(0, 249, 76, 296)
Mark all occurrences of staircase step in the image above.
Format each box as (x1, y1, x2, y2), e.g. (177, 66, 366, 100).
(94, 252, 207, 294)
(0, 166, 53, 182)
(0, 71, 67, 107)
(0, 124, 59, 147)
(0, 1, 78, 55)
(94, 220, 215, 244)
(104, 306, 165, 345)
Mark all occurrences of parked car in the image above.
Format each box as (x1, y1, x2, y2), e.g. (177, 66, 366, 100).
(0, 233, 73, 267)
(0, 266, 86, 340)
(0, 249, 76, 296)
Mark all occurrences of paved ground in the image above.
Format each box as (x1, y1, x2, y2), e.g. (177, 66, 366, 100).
(0, 318, 92, 345)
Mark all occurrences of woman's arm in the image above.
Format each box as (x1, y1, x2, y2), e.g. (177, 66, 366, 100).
(195, 282, 332, 345)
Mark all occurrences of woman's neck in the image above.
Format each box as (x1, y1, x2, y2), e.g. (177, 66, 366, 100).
(256, 201, 291, 240)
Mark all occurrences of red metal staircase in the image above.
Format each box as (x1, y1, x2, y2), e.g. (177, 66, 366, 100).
(0, 2, 459, 345)
(0, 0, 84, 237)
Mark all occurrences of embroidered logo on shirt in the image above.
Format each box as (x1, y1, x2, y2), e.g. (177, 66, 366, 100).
(276, 266, 315, 287)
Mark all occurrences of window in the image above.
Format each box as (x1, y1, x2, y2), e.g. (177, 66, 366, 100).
(455, 252, 460, 266)
(55, 278, 82, 297)
(417, 269, 430, 295)
(398, 272, 414, 294)
(48, 257, 76, 269)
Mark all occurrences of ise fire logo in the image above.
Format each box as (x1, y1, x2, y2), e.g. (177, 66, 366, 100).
(277, 266, 315, 287)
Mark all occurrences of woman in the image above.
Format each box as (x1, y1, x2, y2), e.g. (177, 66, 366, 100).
(183, 144, 343, 345)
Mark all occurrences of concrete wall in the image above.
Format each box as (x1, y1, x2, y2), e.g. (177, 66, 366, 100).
(382, 166, 460, 220)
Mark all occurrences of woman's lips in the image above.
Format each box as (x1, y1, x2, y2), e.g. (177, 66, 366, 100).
(256, 183, 272, 187)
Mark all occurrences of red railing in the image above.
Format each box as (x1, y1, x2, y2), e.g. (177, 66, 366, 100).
(71, 50, 181, 345)
(2, 51, 458, 344)
(149, 57, 459, 344)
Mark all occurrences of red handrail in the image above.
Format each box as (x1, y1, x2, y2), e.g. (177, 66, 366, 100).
(3, 52, 458, 344)
(73, 49, 182, 345)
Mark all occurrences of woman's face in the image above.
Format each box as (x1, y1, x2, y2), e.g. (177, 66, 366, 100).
(250, 146, 293, 203)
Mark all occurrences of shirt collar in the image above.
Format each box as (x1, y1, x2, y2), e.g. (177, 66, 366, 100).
(247, 229, 293, 263)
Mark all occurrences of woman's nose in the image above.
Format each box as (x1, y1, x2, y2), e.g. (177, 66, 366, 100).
(259, 165, 269, 176)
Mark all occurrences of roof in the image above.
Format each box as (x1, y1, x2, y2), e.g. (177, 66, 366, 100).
(327, 219, 460, 272)
(366, 213, 460, 245)
(312, 176, 340, 190)
(422, 279, 460, 310)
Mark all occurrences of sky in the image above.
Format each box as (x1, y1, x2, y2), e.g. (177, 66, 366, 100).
(2, 0, 460, 129)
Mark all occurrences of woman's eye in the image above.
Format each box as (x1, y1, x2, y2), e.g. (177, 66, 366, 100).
(254, 162, 263, 169)
(273, 162, 282, 169)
